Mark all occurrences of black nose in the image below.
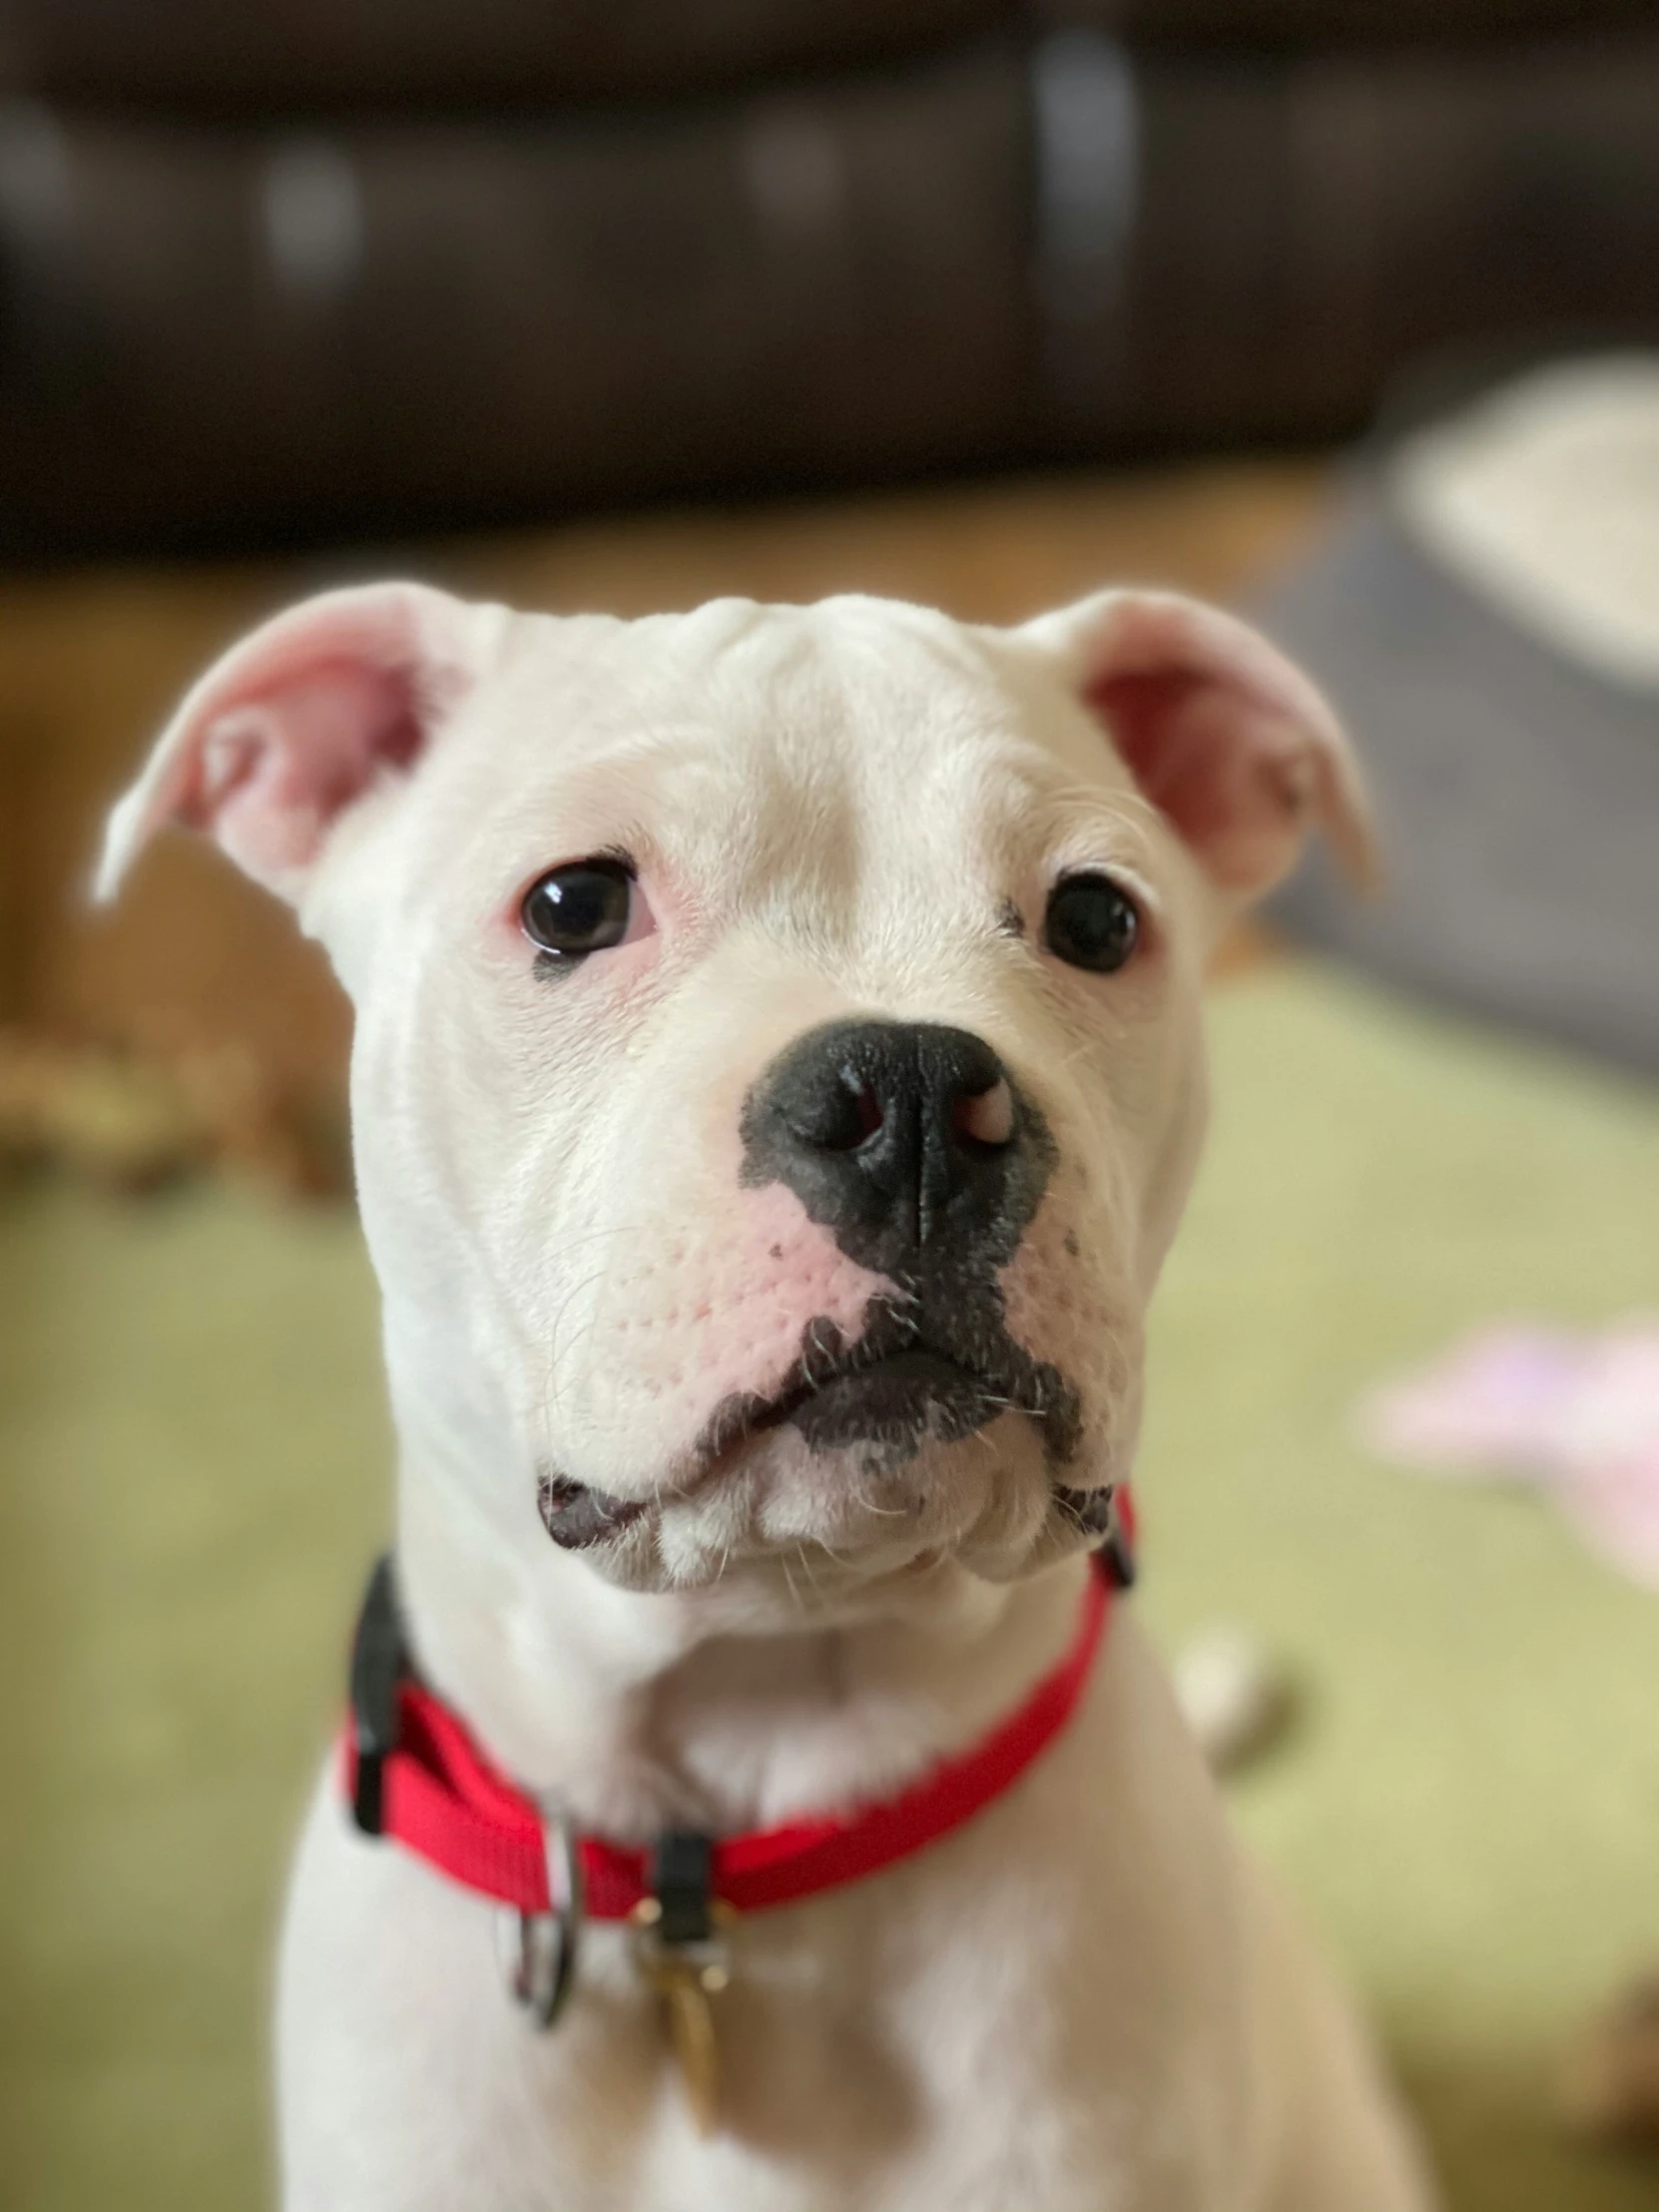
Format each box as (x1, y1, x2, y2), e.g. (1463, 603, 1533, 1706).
(741, 1020, 1028, 1276)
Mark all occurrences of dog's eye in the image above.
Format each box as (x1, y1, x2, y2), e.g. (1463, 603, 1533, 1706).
(521, 858, 637, 961)
(1043, 873, 1141, 974)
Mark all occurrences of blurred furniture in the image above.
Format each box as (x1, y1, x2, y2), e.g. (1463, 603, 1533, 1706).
(2, 0, 1659, 557)
(1266, 357, 1659, 1078)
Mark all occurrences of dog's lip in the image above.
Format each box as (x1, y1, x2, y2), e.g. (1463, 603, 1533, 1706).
(536, 1471, 646, 1550)
(764, 1345, 987, 1424)
(695, 1333, 1021, 1465)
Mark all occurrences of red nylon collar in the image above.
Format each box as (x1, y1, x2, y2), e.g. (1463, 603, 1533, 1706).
(341, 1512, 1131, 1922)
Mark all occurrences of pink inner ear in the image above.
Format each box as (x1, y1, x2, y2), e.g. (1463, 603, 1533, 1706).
(1088, 668, 1308, 893)
(178, 658, 422, 880)
(1090, 671, 1233, 846)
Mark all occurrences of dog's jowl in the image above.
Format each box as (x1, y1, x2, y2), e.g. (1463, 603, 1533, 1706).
(101, 584, 1433, 2210)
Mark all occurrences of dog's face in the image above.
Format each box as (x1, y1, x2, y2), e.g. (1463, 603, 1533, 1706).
(102, 585, 1369, 1621)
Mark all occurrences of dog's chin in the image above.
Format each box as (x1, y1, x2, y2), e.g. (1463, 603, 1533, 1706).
(538, 1399, 1113, 1612)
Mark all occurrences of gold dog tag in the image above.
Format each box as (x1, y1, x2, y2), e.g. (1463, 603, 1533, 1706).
(632, 1898, 732, 2137)
(649, 1952, 727, 2135)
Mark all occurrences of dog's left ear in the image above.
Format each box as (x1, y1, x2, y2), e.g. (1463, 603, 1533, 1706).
(1016, 589, 1377, 901)
(96, 581, 506, 907)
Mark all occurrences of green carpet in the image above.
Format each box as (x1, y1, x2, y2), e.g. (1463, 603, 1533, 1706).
(4, 963, 1659, 2209)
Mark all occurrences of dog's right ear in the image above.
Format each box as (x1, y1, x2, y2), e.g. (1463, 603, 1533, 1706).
(96, 582, 505, 907)
(1014, 588, 1377, 904)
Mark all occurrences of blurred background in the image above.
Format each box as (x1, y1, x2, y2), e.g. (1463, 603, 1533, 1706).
(3, 3, 1659, 2207)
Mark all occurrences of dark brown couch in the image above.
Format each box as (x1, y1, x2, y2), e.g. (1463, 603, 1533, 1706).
(3, 0, 1657, 557)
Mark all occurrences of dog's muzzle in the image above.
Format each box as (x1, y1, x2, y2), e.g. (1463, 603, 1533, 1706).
(534, 1021, 1087, 1551)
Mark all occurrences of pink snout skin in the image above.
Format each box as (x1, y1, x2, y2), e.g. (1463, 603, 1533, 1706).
(692, 1184, 900, 1417)
(598, 1183, 899, 1454)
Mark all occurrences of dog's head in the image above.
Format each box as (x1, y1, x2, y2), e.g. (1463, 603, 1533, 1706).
(101, 585, 1369, 1622)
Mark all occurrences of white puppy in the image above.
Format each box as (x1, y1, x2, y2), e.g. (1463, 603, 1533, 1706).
(102, 583, 1431, 2212)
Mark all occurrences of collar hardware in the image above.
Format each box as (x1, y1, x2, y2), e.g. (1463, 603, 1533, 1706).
(630, 1870, 734, 2135)
(348, 1552, 407, 1838)
(648, 1829, 717, 1947)
(505, 1818, 584, 2027)
(1099, 1486, 1137, 1591)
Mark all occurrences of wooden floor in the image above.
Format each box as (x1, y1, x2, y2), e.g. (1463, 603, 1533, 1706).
(0, 459, 1332, 1111)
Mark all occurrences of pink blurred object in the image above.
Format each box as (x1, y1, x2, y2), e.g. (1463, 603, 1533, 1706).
(1362, 1321, 1659, 1587)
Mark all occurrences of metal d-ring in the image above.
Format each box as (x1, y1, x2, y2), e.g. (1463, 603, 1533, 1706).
(503, 1818, 584, 2029)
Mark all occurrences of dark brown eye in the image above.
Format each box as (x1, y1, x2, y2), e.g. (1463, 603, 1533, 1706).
(521, 858, 635, 961)
(1044, 873, 1141, 974)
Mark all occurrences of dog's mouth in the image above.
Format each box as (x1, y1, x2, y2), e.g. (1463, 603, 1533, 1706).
(537, 1302, 1087, 1552)
(697, 1305, 1080, 1467)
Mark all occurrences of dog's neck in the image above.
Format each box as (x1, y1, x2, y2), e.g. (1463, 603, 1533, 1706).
(391, 1427, 1092, 1846)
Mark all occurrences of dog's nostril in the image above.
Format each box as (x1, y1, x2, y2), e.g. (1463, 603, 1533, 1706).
(789, 1071, 883, 1153)
(953, 1076, 1014, 1150)
(848, 1079, 883, 1141)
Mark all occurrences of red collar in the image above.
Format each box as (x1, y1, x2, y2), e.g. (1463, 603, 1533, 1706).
(341, 1500, 1133, 1924)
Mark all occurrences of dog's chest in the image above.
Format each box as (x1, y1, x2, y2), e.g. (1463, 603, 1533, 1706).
(450, 1891, 1199, 2212)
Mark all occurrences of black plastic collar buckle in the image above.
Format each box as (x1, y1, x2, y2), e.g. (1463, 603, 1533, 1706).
(1099, 1488, 1137, 1592)
(631, 1829, 733, 1989)
(649, 1831, 716, 1948)
(348, 1551, 407, 1837)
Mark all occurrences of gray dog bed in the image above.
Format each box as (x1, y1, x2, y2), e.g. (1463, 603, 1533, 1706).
(1262, 357, 1659, 1077)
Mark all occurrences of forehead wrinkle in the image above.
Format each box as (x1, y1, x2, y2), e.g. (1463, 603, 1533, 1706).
(435, 734, 734, 906)
(1027, 786, 1163, 884)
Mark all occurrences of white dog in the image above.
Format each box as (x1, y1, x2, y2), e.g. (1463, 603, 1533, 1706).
(101, 581, 1431, 2212)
